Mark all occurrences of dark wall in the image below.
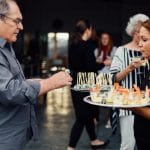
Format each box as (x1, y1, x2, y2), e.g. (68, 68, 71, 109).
(18, 0, 150, 45)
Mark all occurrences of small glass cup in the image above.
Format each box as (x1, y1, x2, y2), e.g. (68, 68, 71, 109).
(131, 56, 147, 66)
(131, 56, 141, 62)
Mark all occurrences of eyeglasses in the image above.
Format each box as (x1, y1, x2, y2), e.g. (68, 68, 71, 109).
(0, 14, 22, 25)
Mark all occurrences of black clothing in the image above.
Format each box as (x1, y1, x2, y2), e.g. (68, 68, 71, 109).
(68, 40, 104, 85)
(68, 40, 104, 147)
(134, 70, 150, 150)
(134, 114, 150, 150)
(69, 91, 97, 147)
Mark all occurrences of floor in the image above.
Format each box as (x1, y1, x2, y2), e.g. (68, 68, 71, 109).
(25, 86, 120, 150)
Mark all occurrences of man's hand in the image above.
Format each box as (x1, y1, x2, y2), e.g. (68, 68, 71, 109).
(38, 71, 72, 95)
(49, 71, 72, 88)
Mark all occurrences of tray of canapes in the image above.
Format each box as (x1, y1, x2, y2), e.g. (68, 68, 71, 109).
(71, 84, 112, 92)
(83, 83, 150, 108)
(71, 84, 91, 92)
(71, 72, 113, 92)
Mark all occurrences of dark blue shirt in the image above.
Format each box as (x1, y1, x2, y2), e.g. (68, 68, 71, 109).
(0, 38, 40, 149)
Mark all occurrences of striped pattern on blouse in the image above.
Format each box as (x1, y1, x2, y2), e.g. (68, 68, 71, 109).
(110, 46, 150, 116)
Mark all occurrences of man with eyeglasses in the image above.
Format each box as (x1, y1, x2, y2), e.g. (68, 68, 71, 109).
(0, 14, 22, 25)
(0, 0, 72, 149)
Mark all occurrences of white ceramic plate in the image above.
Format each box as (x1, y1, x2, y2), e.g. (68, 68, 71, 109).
(83, 96, 150, 108)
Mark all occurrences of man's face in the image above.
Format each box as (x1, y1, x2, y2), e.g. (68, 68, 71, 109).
(0, 1, 23, 42)
(139, 27, 150, 59)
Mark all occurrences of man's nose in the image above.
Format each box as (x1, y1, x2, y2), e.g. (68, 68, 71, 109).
(17, 22, 23, 30)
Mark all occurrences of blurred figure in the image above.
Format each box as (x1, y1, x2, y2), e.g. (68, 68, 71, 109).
(88, 27, 99, 50)
(87, 28, 101, 125)
(110, 14, 149, 150)
(68, 19, 108, 150)
(95, 32, 117, 128)
(95, 32, 117, 73)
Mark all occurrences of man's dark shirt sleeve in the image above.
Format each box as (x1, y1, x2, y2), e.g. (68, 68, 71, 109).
(0, 52, 40, 106)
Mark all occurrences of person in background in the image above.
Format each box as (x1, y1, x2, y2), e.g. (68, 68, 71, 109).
(95, 32, 117, 73)
(110, 14, 149, 150)
(94, 32, 117, 128)
(87, 28, 100, 126)
(67, 19, 109, 150)
(130, 19, 150, 150)
(0, 0, 72, 149)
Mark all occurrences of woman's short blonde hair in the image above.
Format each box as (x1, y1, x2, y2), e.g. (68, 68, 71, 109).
(126, 13, 149, 37)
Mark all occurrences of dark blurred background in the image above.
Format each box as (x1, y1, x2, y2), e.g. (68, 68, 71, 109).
(15, 0, 150, 78)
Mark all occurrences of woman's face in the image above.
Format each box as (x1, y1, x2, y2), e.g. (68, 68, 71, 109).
(87, 27, 92, 39)
(139, 27, 150, 59)
(101, 33, 110, 46)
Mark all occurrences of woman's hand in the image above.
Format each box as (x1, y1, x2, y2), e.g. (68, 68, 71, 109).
(128, 59, 142, 71)
(128, 107, 150, 120)
(115, 59, 141, 82)
(103, 59, 112, 66)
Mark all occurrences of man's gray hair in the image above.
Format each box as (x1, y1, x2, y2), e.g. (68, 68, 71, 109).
(0, 0, 9, 15)
(126, 13, 149, 37)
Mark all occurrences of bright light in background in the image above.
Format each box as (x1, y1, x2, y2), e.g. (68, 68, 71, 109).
(47, 32, 69, 60)
(48, 32, 69, 39)
(56, 33, 69, 39)
(48, 32, 55, 38)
